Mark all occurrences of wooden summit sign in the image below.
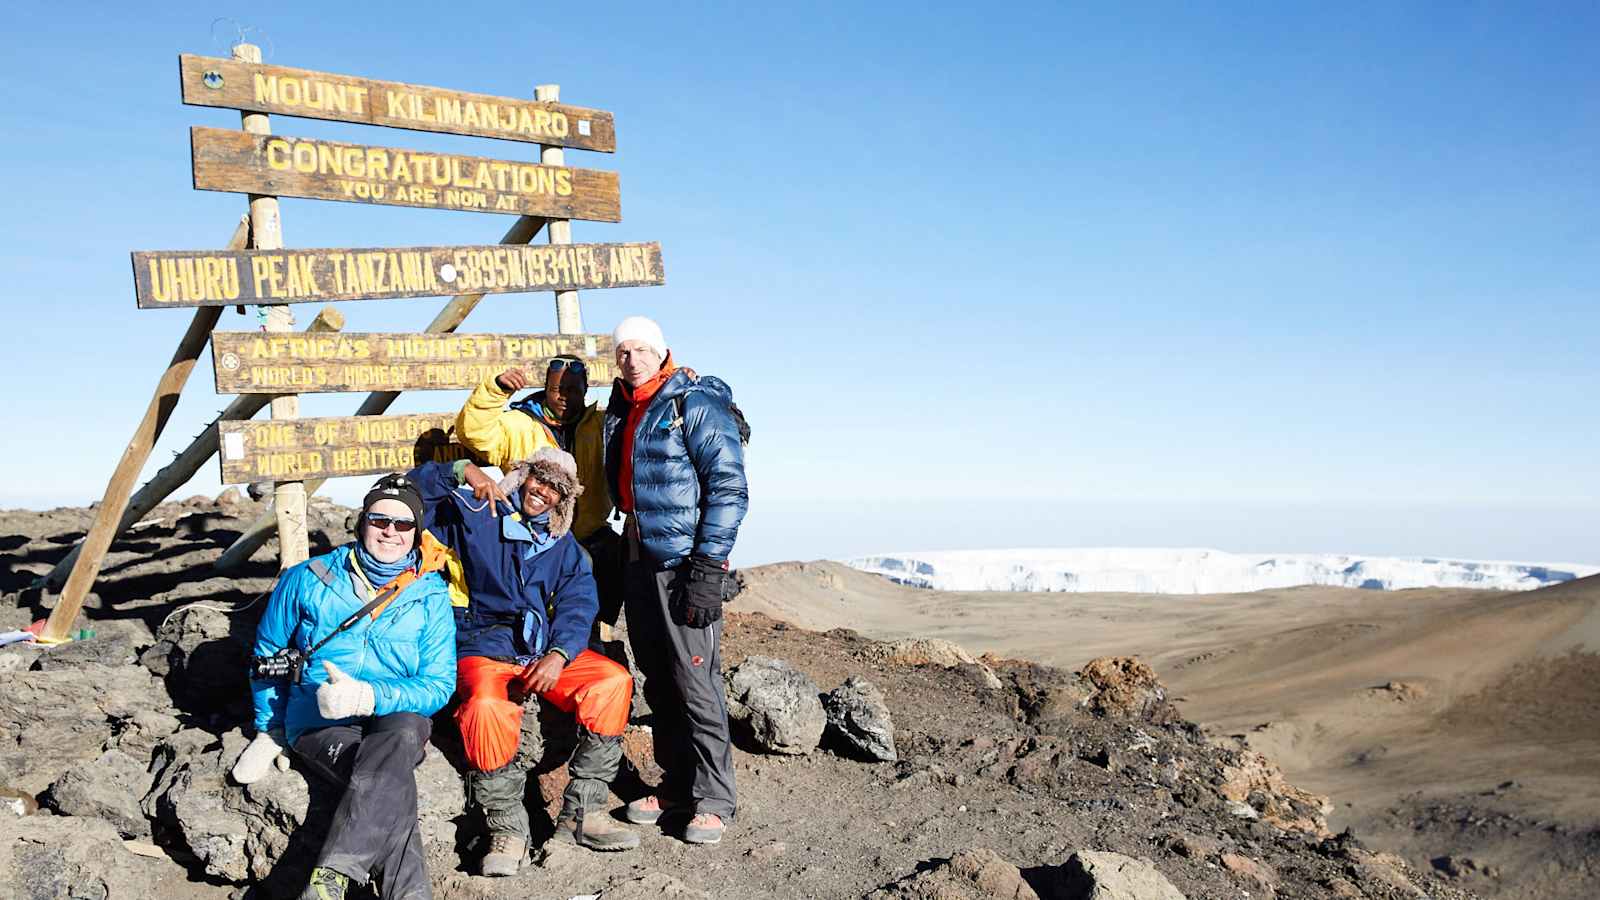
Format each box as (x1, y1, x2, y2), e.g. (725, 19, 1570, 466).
(218, 413, 473, 483)
(211, 332, 618, 394)
(132, 242, 662, 308)
(191, 127, 622, 220)
(180, 55, 617, 152)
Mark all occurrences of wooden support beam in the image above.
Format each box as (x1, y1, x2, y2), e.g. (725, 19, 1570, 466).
(233, 42, 310, 571)
(213, 215, 549, 572)
(536, 84, 584, 334)
(39, 306, 344, 592)
(38, 217, 251, 640)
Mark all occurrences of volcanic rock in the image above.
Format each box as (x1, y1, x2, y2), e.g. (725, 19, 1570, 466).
(724, 656, 825, 755)
(822, 675, 897, 762)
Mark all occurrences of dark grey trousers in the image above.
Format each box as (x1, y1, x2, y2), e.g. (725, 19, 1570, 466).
(294, 712, 432, 900)
(469, 703, 624, 842)
(623, 561, 737, 819)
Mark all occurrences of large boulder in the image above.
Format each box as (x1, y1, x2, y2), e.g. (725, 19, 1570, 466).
(1073, 658, 1175, 722)
(30, 625, 140, 671)
(0, 813, 163, 900)
(1062, 851, 1186, 900)
(724, 656, 825, 755)
(143, 724, 466, 890)
(43, 748, 152, 837)
(821, 676, 897, 762)
(0, 662, 167, 795)
(867, 848, 1041, 899)
(138, 600, 254, 717)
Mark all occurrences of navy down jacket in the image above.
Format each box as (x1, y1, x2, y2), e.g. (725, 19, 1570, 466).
(407, 460, 599, 663)
(603, 370, 749, 567)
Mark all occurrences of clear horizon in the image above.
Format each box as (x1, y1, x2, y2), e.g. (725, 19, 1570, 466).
(3, 3, 1596, 568)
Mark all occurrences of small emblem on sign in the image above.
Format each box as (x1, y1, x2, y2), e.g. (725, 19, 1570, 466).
(222, 432, 245, 461)
(577, 119, 591, 136)
(584, 337, 597, 356)
(439, 263, 457, 283)
(219, 352, 241, 371)
(202, 71, 225, 90)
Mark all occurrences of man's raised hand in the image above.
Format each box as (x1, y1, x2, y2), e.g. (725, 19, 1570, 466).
(495, 368, 530, 393)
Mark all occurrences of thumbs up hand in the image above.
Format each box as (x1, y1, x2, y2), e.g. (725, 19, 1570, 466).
(316, 661, 376, 720)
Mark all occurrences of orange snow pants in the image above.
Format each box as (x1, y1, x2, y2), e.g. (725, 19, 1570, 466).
(454, 651, 632, 772)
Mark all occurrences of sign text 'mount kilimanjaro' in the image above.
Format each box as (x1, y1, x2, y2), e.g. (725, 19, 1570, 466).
(191, 127, 621, 221)
(132, 242, 662, 308)
(180, 54, 616, 152)
(211, 332, 618, 394)
(218, 413, 472, 484)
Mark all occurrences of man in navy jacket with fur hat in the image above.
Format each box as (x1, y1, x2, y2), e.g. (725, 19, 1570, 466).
(407, 448, 637, 875)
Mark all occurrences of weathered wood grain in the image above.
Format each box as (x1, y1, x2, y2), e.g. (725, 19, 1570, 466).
(191, 127, 622, 221)
(132, 242, 662, 307)
(180, 55, 616, 152)
(211, 332, 617, 394)
(218, 413, 476, 484)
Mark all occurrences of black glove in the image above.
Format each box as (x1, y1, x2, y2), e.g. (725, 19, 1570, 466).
(670, 556, 731, 629)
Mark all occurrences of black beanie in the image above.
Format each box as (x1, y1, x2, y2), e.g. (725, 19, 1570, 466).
(362, 473, 424, 526)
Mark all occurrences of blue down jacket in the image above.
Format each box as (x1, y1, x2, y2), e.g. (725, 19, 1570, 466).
(603, 370, 749, 568)
(251, 544, 457, 743)
(407, 460, 598, 663)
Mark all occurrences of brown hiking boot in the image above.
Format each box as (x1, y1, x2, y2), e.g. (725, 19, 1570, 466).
(480, 831, 525, 877)
(554, 805, 640, 852)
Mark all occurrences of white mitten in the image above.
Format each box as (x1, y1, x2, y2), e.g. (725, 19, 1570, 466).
(231, 730, 289, 784)
(316, 661, 376, 720)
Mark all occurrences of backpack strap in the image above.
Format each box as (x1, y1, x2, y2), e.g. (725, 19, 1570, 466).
(308, 558, 336, 587)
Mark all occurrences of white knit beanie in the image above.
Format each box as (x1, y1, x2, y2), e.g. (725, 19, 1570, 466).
(613, 316, 667, 358)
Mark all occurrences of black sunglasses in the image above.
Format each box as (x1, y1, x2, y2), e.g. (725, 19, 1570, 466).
(364, 513, 417, 533)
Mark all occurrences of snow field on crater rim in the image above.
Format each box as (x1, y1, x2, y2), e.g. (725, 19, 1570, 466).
(845, 548, 1600, 594)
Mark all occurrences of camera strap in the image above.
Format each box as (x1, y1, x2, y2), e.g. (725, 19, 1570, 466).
(305, 579, 408, 659)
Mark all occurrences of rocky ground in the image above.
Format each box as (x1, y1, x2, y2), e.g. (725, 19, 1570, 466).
(1, 495, 1485, 899)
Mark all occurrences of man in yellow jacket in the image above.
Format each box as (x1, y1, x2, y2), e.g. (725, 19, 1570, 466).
(454, 357, 623, 626)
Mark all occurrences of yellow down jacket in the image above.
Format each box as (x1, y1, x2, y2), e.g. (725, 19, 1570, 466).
(453, 375, 611, 540)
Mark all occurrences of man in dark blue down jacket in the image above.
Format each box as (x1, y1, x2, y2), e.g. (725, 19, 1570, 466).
(604, 315, 748, 845)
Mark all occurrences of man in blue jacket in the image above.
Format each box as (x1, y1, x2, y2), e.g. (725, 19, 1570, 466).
(233, 474, 457, 900)
(604, 316, 749, 845)
(408, 448, 638, 875)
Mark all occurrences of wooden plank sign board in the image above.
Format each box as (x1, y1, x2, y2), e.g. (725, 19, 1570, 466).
(180, 54, 617, 152)
(191, 127, 622, 221)
(218, 413, 474, 483)
(212, 332, 618, 394)
(132, 242, 663, 308)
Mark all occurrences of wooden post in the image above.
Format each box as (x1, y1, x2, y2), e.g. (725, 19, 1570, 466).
(40, 306, 344, 591)
(37, 216, 252, 641)
(232, 42, 308, 569)
(213, 212, 550, 572)
(535, 84, 584, 333)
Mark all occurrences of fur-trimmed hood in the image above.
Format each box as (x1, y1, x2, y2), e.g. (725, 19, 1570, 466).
(496, 447, 583, 540)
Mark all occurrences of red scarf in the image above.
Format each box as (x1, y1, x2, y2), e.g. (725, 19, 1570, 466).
(618, 355, 677, 513)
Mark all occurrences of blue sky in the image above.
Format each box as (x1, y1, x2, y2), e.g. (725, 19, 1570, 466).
(2, 2, 1596, 565)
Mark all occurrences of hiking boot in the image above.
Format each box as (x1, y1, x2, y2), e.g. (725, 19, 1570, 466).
(623, 794, 681, 825)
(299, 867, 350, 900)
(684, 813, 725, 845)
(480, 831, 525, 877)
(554, 805, 641, 852)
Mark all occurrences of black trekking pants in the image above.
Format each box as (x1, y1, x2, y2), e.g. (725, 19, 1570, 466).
(294, 712, 432, 900)
(622, 559, 737, 820)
